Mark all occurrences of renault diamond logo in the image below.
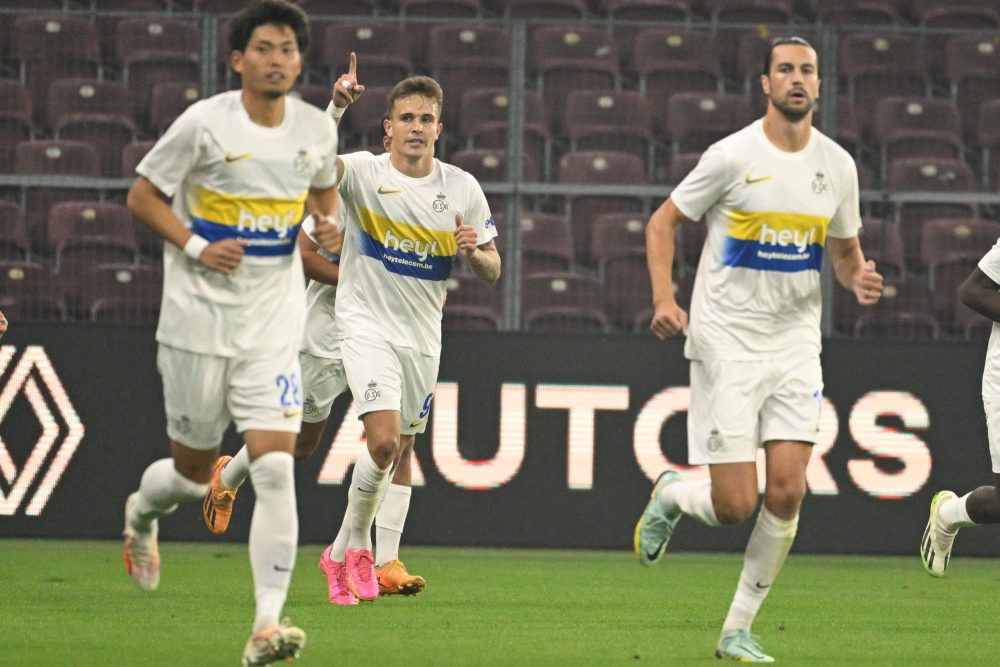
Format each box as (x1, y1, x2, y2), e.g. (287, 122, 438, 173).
(0, 346, 85, 516)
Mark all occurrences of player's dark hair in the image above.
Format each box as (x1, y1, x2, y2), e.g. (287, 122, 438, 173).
(762, 36, 816, 75)
(229, 0, 309, 54)
(385, 76, 444, 121)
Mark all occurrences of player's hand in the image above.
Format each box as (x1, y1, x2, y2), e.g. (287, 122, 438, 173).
(649, 300, 688, 341)
(0, 309, 7, 336)
(198, 238, 244, 275)
(313, 213, 343, 255)
(331, 52, 365, 110)
(854, 259, 883, 306)
(454, 213, 478, 259)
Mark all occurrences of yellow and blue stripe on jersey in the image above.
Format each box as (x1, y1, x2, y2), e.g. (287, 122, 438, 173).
(721, 210, 829, 273)
(188, 186, 308, 257)
(355, 207, 458, 281)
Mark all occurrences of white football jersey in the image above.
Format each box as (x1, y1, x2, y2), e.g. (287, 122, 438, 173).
(977, 238, 1000, 398)
(299, 215, 341, 360)
(671, 119, 861, 361)
(334, 152, 497, 355)
(137, 90, 339, 358)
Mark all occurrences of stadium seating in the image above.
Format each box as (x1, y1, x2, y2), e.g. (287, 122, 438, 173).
(428, 25, 510, 128)
(81, 263, 162, 325)
(149, 82, 201, 134)
(15, 140, 102, 249)
(558, 150, 647, 265)
(522, 272, 611, 333)
(451, 148, 540, 183)
(320, 22, 411, 89)
(120, 140, 155, 177)
(857, 217, 905, 280)
(872, 96, 963, 182)
(886, 157, 978, 265)
(458, 88, 548, 177)
(945, 34, 1000, 140)
(632, 28, 721, 132)
(0, 261, 66, 322)
(666, 93, 753, 157)
(443, 271, 502, 331)
(915, 0, 1000, 28)
(504, 0, 589, 19)
(603, 1, 693, 62)
(12, 15, 101, 126)
(0, 80, 33, 174)
(399, 0, 482, 18)
(336, 84, 391, 154)
(47, 201, 139, 272)
(921, 218, 1000, 327)
(529, 25, 620, 131)
(46, 79, 136, 178)
(563, 90, 653, 171)
(600, 251, 650, 330)
(812, 0, 901, 25)
(853, 278, 941, 340)
(954, 299, 992, 341)
(975, 99, 1000, 187)
(840, 33, 926, 122)
(0, 202, 30, 262)
(516, 211, 574, 274)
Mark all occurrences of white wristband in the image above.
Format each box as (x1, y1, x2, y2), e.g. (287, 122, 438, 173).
(183, 234, 209, 261)
(326, 101, 346, 119)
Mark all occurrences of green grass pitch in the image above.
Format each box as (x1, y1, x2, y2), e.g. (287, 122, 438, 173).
(2, 539, 997, 665)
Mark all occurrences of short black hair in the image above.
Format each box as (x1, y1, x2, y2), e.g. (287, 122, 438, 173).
(762, 36, 816, 75)
(229, 0, 309, 54)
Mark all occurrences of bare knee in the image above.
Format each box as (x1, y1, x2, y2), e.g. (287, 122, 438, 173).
(764, 477, 806, 518)
(368, 434, 399, 468)
(713, 490, 759, 525)
(294, 421, 326, 461)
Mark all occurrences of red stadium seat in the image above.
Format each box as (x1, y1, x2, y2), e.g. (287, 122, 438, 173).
(121, 140, 156, 178)
(458, 87, 548, 178)
(81, 264, 163, 325)
(443, 272, 502, 331)
(591, 211, 646, 268)
(522, 272, 610, 333)
(633, 29, 721, 132)
(321, 22, 411, 89)
(945, 34, 1000, 140)
(857, 217, 905, 280)
(399, 0, 482, 18)
(47, 202, 140, 271)
(504, 0, 589, 19)
(812, 0, 900, 25)
(666, 93, 753, 156)
(114, 17, 200, 67)
(563, 90, 653, 171)
(516, 211, 574, 274)
(0, 81, 33, 173)
(123, 52, 199, 134)
(149, 82, 201, 135)
(559, 150, 647, 265)
(529, 26, 620, 131)
(840, 33, 927, 123)
(428, 25, 510, 128)
(872, 96, 962, 183)
(0, 261, 66, 323)
(0, 202, 30, 262)
(451, 148, 540, 183)
(601, 251, 651, 330)
(853, 278, 940, 340)
(45, 80, 136, 178)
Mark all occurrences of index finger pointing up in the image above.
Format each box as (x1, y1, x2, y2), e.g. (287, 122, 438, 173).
(348, 51, 357, 76)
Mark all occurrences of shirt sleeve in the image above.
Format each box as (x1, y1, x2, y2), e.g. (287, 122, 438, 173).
(465, 174, 497, 245)
(669, 142, 729, 222)
(309, 115, 340, 190)
(979, 238, 1000, 285)
(337, 151, 374, 199)
(826, 153, 862, 239)
(135, 103, 204, 198)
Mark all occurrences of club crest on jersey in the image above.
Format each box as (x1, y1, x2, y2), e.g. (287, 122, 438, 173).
(707, 428, 724, 452)
(364, 380, 381, 402)
(432, 193, 449, 213)
(294, 149, 312, 175)
(811, 171, 828, 194)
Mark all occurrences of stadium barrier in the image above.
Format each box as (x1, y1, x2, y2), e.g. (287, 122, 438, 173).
(0, 324, 995, 556)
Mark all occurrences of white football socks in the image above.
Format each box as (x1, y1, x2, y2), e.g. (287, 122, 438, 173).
(375, 484, 412, 567)
(345, 449, 391, 552)
(130, 458, 208, 531)
(939, 492, 976, 531)
(220, 446, 251, 490)
(248, 452, 298, 632)
(660, 479, 721, 526)
(722, 507, 798, 632)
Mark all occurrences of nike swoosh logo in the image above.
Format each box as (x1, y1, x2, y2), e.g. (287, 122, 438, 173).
(744, 174, 771, 186)
(377, 185, 401, 195)
(224, 152, 252, 164)
(754, 581, 771, 590)
(645, 546, 662, 561)
(273, 565, 292, 572)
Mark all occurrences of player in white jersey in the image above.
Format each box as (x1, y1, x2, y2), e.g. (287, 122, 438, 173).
(120, 3, 341, 665)
(634, 37, 883, 663)
(922, 246, 1000, 577)
(328, 75, 500, 602)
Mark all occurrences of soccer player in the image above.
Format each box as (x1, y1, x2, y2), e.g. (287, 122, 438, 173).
(202, 59, 429, 603)
(120, 2, 340, 665)
(331, 75, 499, 602)
(634, 36, 883, 663)
(922, 253, 1000, 576)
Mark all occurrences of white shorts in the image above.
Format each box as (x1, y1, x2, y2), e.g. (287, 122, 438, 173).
(300, 350, 349, 424)
(157, 343, 302, 450)
(983, 395, 1000, 473)
(340, 336, 440, 435)
(688, 355, 823, 465)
